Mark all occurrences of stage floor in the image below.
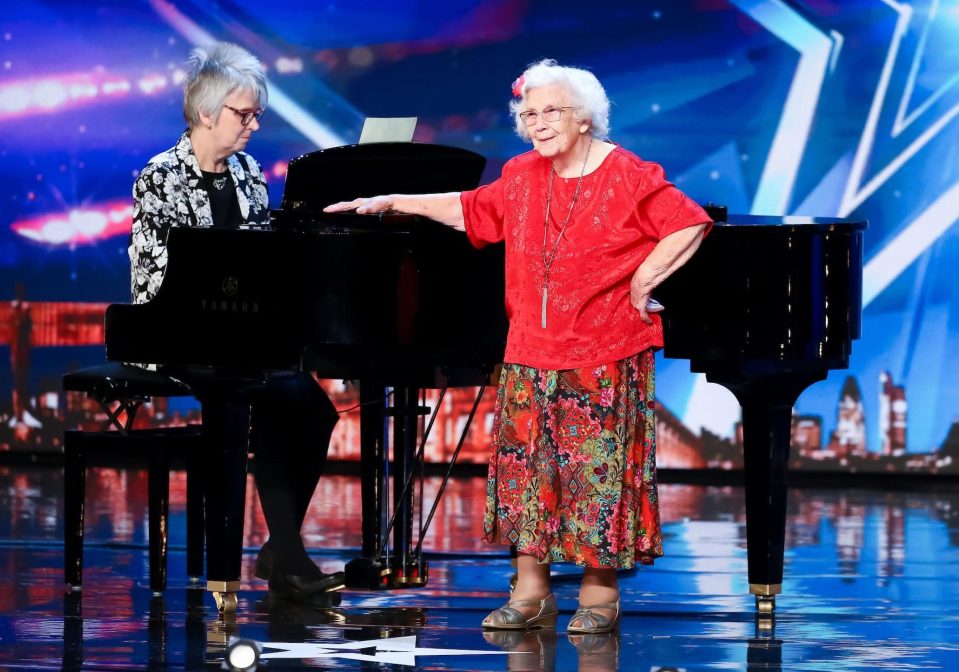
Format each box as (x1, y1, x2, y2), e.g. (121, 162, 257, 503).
(1, 467, 958, 670)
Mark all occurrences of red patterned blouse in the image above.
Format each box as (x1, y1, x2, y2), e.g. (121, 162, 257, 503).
(460, 145, 711, 370)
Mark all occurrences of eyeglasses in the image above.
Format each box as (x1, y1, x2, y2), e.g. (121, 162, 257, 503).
(518, 106, 577, 126)
(223, 104, 265, 126)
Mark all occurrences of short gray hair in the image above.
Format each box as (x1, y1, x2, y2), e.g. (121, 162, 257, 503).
(183, 42, 268, 128)
(508, 59, 610, 141)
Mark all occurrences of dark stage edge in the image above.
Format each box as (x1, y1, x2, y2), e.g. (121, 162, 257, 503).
(1, 468, 959, 670)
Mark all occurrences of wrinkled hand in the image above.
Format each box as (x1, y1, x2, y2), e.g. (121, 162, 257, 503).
(323, 195, 394, 214)
(630, 268, 657, 324)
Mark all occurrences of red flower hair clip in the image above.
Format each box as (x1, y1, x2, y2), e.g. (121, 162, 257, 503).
(511, 74, 525, 98)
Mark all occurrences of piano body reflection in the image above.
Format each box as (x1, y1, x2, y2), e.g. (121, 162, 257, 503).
(656, 210, 866, 617)
(105, 142, 507, 612)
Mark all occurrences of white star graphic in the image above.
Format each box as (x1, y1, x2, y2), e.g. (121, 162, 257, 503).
(838, 0, 959, 305)
(256, 634, 511, 666)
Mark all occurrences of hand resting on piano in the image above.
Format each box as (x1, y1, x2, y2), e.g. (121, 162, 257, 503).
(324, 192, 467, 232)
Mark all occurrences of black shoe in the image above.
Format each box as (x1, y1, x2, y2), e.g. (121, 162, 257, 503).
(254, 541, 274, 581)
(269, 569, 346, 604)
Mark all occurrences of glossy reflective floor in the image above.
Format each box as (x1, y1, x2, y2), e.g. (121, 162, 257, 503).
(2, 467, 959, 670)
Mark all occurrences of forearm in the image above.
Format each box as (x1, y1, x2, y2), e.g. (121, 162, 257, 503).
(629, 222, 708, 322)
(388, 193, 465, 231)
(635, 223, 708, 291)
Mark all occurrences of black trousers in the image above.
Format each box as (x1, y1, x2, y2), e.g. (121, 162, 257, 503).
(249, 371, 338, 575)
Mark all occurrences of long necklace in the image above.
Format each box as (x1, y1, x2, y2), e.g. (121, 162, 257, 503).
(541, 140, 592, 329)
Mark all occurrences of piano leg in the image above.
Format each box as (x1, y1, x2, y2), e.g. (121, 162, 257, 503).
(185, 451, 205, 583)
(728, 372, 824, 617)
(345, 383, 391, 589)
(147, 446, 170, 595)
(63, 442, 86, 592)
(199, 396, 250, 615)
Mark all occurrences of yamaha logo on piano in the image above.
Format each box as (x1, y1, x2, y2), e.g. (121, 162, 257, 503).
(200, 299, 259, 313)
(222, 276, 239, 296)
(198, 275, 259, 313)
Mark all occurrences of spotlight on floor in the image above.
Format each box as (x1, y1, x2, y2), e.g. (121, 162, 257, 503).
(223, 637, 261, 671)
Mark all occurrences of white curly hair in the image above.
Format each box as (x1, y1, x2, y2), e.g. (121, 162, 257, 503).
(508, 58, 610, 141)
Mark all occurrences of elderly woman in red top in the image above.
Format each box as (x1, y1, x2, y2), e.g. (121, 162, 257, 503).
(325, 58, 711, 633)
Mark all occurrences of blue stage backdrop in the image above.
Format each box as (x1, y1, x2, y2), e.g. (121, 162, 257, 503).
(2, 0, 958, 473)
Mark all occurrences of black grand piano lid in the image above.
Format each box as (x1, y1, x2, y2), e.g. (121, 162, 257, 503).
(280, 142, 487, 213)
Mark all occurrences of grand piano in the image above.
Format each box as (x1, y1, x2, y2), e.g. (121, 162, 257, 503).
(104, 142, 507, 613)
(657, 209, 866, 617)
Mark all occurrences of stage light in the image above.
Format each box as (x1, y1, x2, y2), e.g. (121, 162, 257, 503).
(224, 637, 260, 671)
(275, 57, 303, 74)
(11, 200, 133, 246)
(34, 81, 68, 109)
(137, 75, 168, 95)
(0, 85, 30, 113)
(0, 70, 175, 120)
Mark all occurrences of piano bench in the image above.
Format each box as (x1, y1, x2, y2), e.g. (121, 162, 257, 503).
(62, 363, 205, 595)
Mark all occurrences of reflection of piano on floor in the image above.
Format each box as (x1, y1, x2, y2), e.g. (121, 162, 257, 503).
(657, 209, 866, 616)
(105, 142, 507, 612)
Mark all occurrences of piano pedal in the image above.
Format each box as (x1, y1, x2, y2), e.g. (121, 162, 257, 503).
(391, 560, 429, 587)
(409, 561, 429, 587)
(345, 557, 393, 590)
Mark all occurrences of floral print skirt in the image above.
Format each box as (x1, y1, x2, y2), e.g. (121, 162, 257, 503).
(483, 349, 662, 569)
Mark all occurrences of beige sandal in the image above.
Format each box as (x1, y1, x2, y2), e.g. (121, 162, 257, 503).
(567, 599, 621, 634)
(482, 593, 558, 630)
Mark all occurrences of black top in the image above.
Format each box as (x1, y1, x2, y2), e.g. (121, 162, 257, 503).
(200, 170, 240, 228)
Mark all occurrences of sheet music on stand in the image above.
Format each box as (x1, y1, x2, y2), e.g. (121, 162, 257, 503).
(359, 117, 417, 144)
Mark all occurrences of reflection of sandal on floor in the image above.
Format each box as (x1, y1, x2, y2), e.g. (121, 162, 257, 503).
(482, 593, 558, 630)
(483, 629, 558, 672)
(569, 632, 620, 672)
(567, 599, 621, 634)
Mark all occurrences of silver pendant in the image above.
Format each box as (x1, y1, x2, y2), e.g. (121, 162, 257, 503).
(541, 286, 548, 329)
(213, 176, 227, 191)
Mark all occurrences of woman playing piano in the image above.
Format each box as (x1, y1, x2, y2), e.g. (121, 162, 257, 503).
(129, 41, 344, 604)
(326, 59, 711, 633)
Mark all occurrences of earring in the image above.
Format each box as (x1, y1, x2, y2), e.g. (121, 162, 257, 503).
(207, 123, 213, 130)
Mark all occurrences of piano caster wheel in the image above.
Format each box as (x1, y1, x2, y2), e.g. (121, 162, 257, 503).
(756, 595, 776, 615)
(213, 591, 238, 615)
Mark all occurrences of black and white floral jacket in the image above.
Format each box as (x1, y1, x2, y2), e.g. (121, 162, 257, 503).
(129, 131, 271, 304)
